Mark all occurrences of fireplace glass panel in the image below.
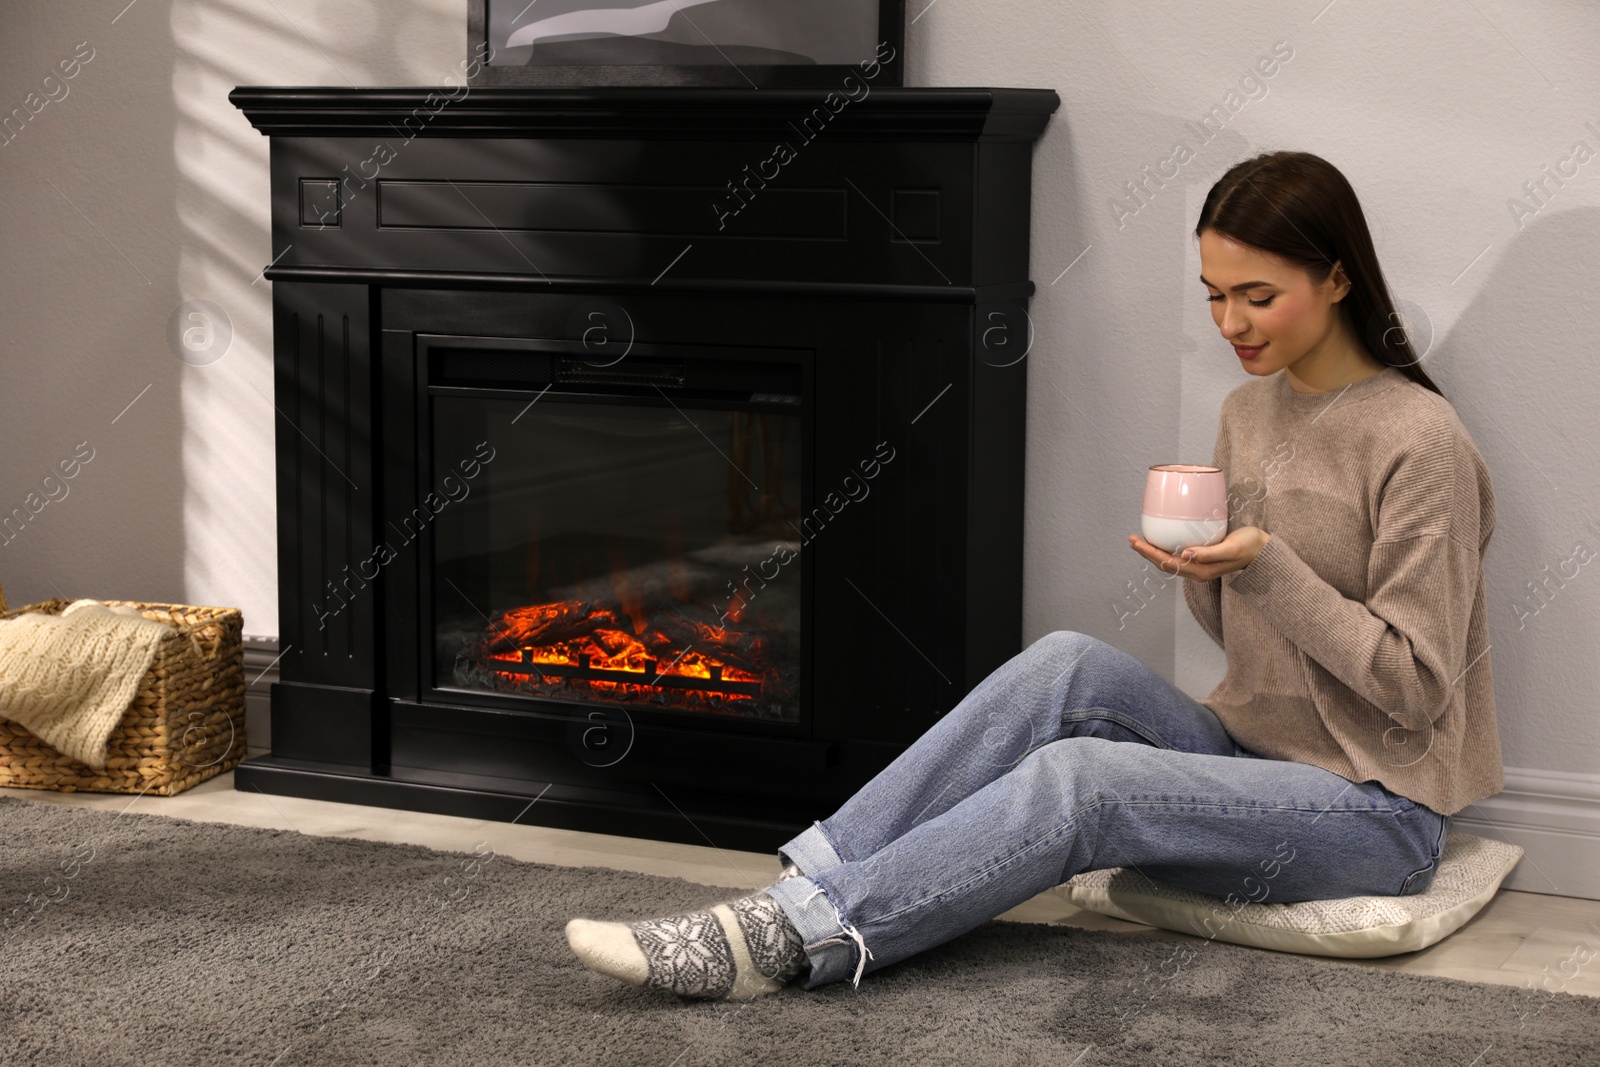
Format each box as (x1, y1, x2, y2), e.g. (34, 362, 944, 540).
(431, 394, 803, 722)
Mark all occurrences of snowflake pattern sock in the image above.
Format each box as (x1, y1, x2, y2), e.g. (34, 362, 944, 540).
(774, 861, 803, 883)
(565, 891, 806, 1000)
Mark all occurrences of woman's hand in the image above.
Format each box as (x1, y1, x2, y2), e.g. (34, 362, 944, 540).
(1128, 527, 1271, 581)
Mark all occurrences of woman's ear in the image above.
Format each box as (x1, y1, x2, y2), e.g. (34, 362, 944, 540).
(1328, 260, 1353, 302)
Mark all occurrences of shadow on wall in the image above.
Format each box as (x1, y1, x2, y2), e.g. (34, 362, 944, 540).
(0, 0, 184, 611)
(1028, 109, 1258, 675)
(1427, 206, 1600, 772)
(190, 0, 488, 639)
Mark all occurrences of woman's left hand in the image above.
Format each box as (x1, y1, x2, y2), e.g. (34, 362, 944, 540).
(1128, 527, 1271, 580)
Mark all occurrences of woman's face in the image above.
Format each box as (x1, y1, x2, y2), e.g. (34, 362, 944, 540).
(1197, 228, 1349, 383)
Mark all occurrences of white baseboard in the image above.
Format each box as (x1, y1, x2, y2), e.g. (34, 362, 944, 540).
(1452, 767, 1600, 901)
(237, 638, 1600, 900)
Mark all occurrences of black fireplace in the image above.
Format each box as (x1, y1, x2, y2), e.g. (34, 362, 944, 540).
(232, 86, 1059, 850)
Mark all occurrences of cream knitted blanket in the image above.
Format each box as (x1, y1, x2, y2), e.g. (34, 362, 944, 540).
(0, 600, 173, 770)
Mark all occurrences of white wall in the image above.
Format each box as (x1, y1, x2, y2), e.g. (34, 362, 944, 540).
(2, 1, 1597, 894)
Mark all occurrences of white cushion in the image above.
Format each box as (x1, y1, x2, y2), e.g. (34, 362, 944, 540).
(1050, 832, 1523, 958)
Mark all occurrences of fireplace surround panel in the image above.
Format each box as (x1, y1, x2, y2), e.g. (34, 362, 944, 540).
(234, 87, 1059, 850)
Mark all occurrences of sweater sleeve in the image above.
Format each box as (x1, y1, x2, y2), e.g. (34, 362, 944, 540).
(1222, 423, 1480, 733)
(1184, 572, 1225, 650)
(1182, 404, 1228, 650)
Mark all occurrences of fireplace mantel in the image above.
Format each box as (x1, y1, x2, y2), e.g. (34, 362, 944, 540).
(232, 86, 1059, 850)
(229, 85, 1058, 140)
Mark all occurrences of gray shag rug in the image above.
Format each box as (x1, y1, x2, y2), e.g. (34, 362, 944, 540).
(1, 794, 1596, 1067)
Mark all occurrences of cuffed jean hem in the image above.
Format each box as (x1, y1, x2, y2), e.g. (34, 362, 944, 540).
(764, 873, 868, 991)
(777, 822, 845, 879)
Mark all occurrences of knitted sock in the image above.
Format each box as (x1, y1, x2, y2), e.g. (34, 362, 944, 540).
(565, 891, 806, 1000)
(775, 861, 803, 883)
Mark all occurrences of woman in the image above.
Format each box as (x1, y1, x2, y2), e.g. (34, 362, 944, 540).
(564, 150, 1503, 1000)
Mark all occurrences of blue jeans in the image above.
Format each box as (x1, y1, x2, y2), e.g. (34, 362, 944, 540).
(764, 630, 1450, 990)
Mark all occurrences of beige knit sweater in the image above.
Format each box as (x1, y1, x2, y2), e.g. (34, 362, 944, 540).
(1184, 365, 1502, 816)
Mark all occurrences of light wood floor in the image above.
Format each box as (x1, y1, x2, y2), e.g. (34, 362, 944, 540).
(6, 753, 1598, 1000)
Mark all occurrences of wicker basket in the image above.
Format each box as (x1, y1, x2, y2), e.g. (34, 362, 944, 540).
(0, 582, 247, 796)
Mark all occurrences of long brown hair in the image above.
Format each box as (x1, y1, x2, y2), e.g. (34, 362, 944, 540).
(1195, 151, 1444, 398)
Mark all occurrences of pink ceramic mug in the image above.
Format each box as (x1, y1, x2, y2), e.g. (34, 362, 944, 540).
(1142, 464, 1227, 554)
